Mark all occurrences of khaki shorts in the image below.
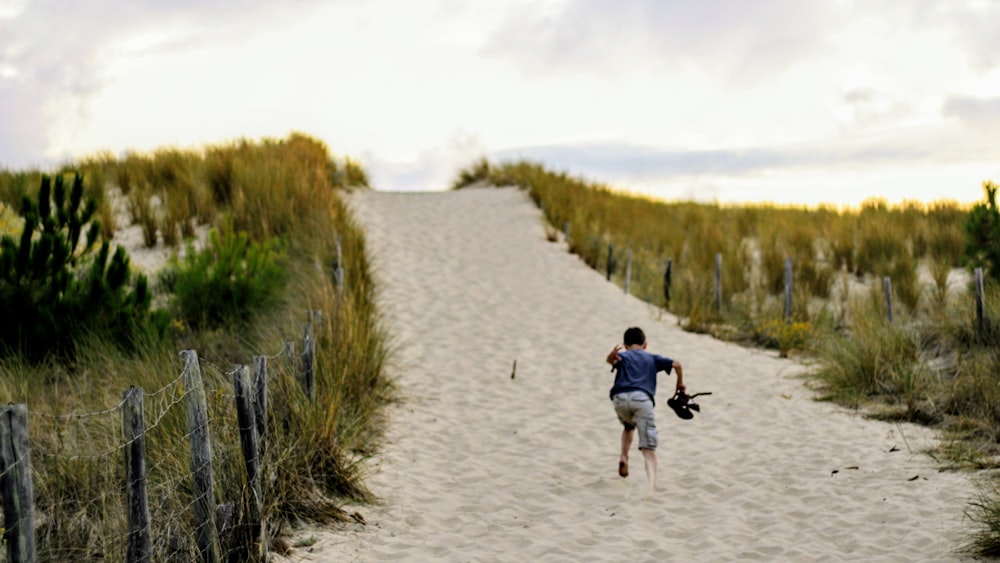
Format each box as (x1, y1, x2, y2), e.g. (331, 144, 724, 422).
(612, 391, 657, 450)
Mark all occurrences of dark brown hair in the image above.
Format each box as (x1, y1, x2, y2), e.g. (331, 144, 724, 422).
(623, 326, 646, 347)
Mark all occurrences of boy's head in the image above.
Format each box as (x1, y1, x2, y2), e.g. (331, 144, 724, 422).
(623, 326, 646, 347)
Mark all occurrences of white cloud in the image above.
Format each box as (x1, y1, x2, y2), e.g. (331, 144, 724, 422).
(943, 96, 1000, 126)
(0, 0, 997, 206)
(485, 0, 841, 82)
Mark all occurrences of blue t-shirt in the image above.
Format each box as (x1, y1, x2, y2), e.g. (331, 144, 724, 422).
(609, 349, 674, 405)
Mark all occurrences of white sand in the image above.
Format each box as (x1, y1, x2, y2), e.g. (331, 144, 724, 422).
(285, 187, 979, 561)
(107, 187, 209, 278)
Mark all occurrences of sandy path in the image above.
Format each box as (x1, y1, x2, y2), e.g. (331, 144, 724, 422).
(290, 187, 978, 561)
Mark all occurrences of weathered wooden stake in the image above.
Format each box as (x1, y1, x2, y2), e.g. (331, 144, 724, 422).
(214, 503, 235, 557)
(0, 404, 35, 563)
(300, 314, 317, 401)
(975, 267, 985, 338)
(563, 221, 570, 242)
(783, 258, 794, 321)
(301, 335, 315, 401)
(663, 258, 673, 305)
(624, 250, 633, 295)
(715, 253, 723, 313)
(180, 350, 222, 563)
(606, 243, 615, 281)
(332, 232, 345, 292)
(883, 276, 894, 323)
(234, 366, 265, 561)
(252, 356, 268, 457)
(123, 387, 151, 563)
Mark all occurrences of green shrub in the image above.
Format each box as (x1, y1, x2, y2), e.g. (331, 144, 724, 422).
(164, 217, 286, 329)
(966, 180, 1000, 281)
(0, 174, 154, 361)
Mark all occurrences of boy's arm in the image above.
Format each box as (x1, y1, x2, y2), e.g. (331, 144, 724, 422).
(606, 344, 623, 366)
(673, 361, 685, 391)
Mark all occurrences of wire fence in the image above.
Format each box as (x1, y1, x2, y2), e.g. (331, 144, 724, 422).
(596, 235, 992, 334)
(0, 314, 321, 563)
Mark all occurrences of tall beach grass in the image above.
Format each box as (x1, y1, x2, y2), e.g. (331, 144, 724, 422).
(0, 133, 391, 559)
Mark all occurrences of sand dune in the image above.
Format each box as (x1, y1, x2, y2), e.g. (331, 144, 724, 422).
(286, 187, 978, 561)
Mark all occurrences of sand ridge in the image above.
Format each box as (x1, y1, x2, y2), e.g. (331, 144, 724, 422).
(288, 187, 978, 562)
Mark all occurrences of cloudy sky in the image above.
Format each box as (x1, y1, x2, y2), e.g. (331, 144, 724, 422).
(1, 0, 998, 206)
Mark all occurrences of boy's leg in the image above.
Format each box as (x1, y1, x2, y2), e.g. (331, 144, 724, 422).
(619, 427, 634, 477)
(640, 448, 658, 491)
(629, 395, 657, 491)
(612, 393, 637, 478)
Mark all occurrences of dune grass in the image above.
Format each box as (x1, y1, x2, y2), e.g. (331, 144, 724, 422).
(453, 158, 1000, 556)
(452, 159, 969, 335)
(0, 133, 391, 559)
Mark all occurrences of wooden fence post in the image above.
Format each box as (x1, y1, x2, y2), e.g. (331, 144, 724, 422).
(302, 336, 315, 401)
(123, 387, 151, 563)
(883, 276, 894, 323)
(0, 404, 35, 563)
(606, 243, 615, 281)
(975, 267, 985, 338)
(624, 250, 633, 295)
(663, 258, 673, 305)
(332, 232, 345, 292)
(784, 258, 794, 321)
(715, 253, 723, 313)
(563, 222, 570, 243)
(300, 315, 316, 401)
(180, 350, 222, 563)
(252, 356, 268, 457)
(234, 366, 264, 561)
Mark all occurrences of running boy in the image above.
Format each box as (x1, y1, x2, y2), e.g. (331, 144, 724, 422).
(605, 326, 684, 491)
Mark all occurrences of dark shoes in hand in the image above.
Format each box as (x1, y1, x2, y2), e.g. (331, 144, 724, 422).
(667, 389, 711, 420)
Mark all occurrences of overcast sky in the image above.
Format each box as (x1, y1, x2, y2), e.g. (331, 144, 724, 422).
(1, 0, 998, 206)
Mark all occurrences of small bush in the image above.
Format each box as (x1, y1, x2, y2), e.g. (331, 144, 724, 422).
(966, 180, 1000, 281)
(753, 318, 813, 357)
(164, 217, 286, 329)
(0, 174, 154, 361)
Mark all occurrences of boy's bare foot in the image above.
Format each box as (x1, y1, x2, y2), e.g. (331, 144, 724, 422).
(618, 460, 628, 478)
